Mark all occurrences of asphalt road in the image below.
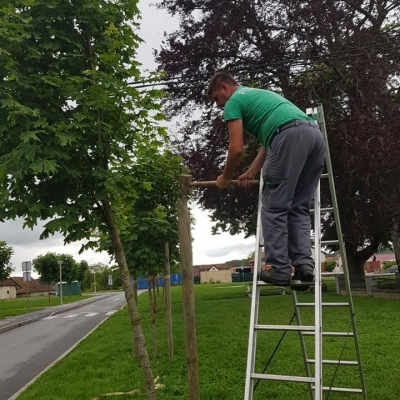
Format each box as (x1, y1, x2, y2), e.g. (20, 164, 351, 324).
(0, 293, 127, 400)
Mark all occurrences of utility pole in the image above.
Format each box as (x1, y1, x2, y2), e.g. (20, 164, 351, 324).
(57, 260, 64, 305)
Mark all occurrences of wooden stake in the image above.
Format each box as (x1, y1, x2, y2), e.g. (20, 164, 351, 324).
(178, 175, 200, 400)
(164, 242, 174, 361)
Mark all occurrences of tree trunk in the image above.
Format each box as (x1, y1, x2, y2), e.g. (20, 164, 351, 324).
(103, 200, 156, 400)
(390, 224, 400, 271)
(345, 243, 377, 288)
(164, 242, 174, 360)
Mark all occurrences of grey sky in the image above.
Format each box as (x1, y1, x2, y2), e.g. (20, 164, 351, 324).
(1, 1, 256, 276)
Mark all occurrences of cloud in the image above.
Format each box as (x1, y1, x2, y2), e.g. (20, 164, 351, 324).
(0, 218, 63, 247)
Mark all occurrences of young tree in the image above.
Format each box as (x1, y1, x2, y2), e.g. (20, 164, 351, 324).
(0, 241, 14, 281)
(156, 0, 400, 282)
(0, 1, 167, 397)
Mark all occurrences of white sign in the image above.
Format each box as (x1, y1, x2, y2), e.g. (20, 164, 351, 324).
(23, 271, 31, 282)
(22, 261, 32, 272)
(108, 275, 113, 286)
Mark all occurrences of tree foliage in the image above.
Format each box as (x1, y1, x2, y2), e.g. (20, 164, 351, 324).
(0, 241, 14, 281)
(0, 0, 165, 396)
(156, 0, 400, 281)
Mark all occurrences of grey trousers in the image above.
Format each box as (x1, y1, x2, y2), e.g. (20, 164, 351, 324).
(262, 121, 325, 279)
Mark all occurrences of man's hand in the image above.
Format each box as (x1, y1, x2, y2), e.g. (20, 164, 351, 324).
(238, 171, 255, 188)
(216, 174, 231, 189)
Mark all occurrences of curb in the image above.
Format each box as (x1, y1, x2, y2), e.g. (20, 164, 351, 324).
(0, 294, 112, 334)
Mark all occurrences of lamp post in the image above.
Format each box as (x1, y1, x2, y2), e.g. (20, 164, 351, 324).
(57, 260, 63, 305)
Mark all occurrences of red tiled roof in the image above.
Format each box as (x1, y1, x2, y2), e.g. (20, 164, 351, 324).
(10, 276, 55, 294)
(0, 278, 22, 288)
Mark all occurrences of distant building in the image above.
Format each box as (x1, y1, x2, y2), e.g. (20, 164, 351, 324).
(8, 276, 56, 297)
(0, 278, 22, 299)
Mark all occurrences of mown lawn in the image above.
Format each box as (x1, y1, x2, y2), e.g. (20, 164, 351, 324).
(0, 295, 91, 319)
(16, 283, 400, 400)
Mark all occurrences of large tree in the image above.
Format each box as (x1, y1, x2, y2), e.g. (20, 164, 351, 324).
(0, 1, 167, 397)
(155, 0, 400, 282)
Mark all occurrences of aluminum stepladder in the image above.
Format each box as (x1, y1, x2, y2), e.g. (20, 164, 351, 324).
(244, 104, 367, 400)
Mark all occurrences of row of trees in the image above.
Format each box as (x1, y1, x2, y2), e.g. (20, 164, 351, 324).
(0, 1, 182, 397)
(156, 0, 400, 282)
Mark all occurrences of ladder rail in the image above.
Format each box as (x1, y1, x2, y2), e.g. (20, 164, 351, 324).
(244, 176, 264, 400)
(313, 179, 323, 400)
(317, 104, 367, 400)
(292, 291, 315, 400)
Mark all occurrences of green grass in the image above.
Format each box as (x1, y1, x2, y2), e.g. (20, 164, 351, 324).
(0, 295, 91, 319)
(16, 283, 400, 400)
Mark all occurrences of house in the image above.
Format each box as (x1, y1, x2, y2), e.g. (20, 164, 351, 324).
(365, 252, 396, 272)
(0, 278, 22, 300)
(9, 276, 56, 297)
(193, 262, 235, 278)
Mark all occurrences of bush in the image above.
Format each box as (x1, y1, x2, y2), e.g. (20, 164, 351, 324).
(324, 260, 336, 272)
(382, 260, 397, 270)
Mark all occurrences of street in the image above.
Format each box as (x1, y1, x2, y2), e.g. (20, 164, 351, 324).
(0, 293, 127, 400)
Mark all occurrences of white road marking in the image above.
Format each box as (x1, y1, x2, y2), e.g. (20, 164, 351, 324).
(43, 316, 58, 320)
(112, 298, 120, 302)
(84, 313, 98, 317)
(105, 311, 117, 316)
(63, 314, 79, 318)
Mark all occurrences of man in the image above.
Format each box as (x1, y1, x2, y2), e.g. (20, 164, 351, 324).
(208, 72, 325, 290)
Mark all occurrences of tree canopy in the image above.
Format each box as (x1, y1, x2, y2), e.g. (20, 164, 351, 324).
(0, 0, 168, 396)
(156, 0, 400, 280)
(0, 241, 14, 281)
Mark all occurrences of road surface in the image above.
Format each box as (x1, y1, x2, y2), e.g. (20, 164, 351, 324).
(0, 293, 126, 400)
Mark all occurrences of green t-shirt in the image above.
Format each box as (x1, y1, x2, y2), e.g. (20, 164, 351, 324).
(223, 87, 314, 147)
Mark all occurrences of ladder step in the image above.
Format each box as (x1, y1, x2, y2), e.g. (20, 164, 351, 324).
(312, 385, 363, 393)
(321, 173, 328, 178)
(296, 302, 349, 307)
(302, 331, 354, 337)
(310, 207, 334, 213)
(320, 239, 339, 245)
(255, 324, 314, 332)
(252, 373, 315, 384)
(307, 359, 358, 366)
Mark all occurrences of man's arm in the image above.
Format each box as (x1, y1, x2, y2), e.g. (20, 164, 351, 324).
(216, 119, 244, 188)
(237, 146, 267, 188)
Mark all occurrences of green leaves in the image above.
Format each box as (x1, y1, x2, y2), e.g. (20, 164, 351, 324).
(0, 241, 14, 281)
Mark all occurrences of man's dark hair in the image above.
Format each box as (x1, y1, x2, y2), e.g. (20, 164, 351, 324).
(207, 72, 239, 96)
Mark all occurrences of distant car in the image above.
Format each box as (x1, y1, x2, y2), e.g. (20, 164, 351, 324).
(387, 265, 399, 273)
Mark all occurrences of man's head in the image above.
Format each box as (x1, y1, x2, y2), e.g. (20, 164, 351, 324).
(207, 72, 239, 108)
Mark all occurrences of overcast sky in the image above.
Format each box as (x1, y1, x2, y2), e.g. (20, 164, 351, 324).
(1, 1, 255, 277)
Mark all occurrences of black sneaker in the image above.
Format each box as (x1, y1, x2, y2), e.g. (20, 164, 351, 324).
(291, 265, 314, 291)
(259, 270, 291, 287)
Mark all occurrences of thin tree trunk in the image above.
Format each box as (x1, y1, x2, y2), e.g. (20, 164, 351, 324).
(148, 275, 157, 358)
(103, 200, 156, 399)
(152, 277, 157, 358)
(177, 184, 200, 399)
(164, 242, 173, 360)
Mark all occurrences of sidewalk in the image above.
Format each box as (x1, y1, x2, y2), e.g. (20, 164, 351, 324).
(0, 294, 115, 334)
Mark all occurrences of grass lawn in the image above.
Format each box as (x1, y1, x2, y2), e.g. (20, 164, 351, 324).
(0, 295, 91, 319)
(15, 283, 400, 400)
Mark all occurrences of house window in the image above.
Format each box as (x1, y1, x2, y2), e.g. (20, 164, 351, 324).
(7, 291, 9, 294)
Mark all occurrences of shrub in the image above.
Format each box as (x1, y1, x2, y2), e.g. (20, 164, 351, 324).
(324, 260, 336, 272)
